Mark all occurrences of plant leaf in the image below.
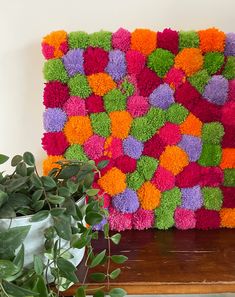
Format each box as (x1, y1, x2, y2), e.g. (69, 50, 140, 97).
(109, 288, 127, 297)
(110, 268, 121, 280)
(75, 286, 86, 297)
(16, 162, 27, 176)
(85, 211, 103, 226)
(85, 188, 99, 197)
(41, 176, 57, 190)
(90, 272, 106, 282)
(2, 280, 39, 296)
(58, 165, 80, 179)
(57, 257, 76, 272)
(0, 190, 8, 208)
(32, 189, 43, 202)
(47, 194, 65, 205)
(103, 223, 109, 238)
(94, 290, 105, 297)
(0, 260, 19, 279)
(53, 214, 72, 241)
(23, 152, 35, 166)
(33, 275, 49, 297)
(97, 160, 109, 170)
(90, 250, 106, 268)
(13, 245, 24, 271)
(30, 210, 49, 222)
(0, 154, 9, 165)
(7, 176, 29, 192)
(50, 208, 66, 216)
(110, 233, 121, 245)
(34, 255, 44, 275)
(58, 270, 78, 284)
(30, 173, 42, 188)
(11, 155, 22, 166)
(111, 255, 128, 264)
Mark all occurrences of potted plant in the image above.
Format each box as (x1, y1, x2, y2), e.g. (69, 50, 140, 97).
(0, 152, 127, 297)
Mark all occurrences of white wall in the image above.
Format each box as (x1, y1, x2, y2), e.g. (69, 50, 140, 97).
(0, 0, 235, 173)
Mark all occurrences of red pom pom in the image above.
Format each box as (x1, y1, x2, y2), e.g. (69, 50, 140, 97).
(221, 186, 235, 208)
(86, 95, 105, 113)
(158, 123, 181, 145)
(191, 97, 222, 123)
(222, 125, 235, 147)
(143, 133, 166, 158)
(137, 67, 162, 97)
(195, 208, 220, 229)
(175, 81, 201, 110)
(84, 47, 109, 75)
(114, 155, 137, 173)
(175, 162, 201, 187)
(152, 166, 175, 191)
(157, 28, 179, 55)
(126, 50, 146, 75)
(221, 102, 235, 126)
(43, 81, 70, 108)
(229, 79, 235, 101)
(42, 132, 69, 155)
(200, 167, 224, 187)
(112, 28, 131, 52)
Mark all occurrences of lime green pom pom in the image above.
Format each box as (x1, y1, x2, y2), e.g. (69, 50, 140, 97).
(43, 59, 69, 83)
(104, 89, 127, 112)
(204, 52, 224, 75)
(137, 156, 158, 180)
(147, 49, 175, 78)
(127, 171, 145, 190)
(179, 31, 199, 50)
(222, 56, 235, 79)
(166, 103, 189, 124)
(119, 79, 135, 97)
(89, 31, 112, 51)
(188, 70, 210, 94)
(154, 208, 175, 230)
(90, 113, 111, 137)
(202, 122, 225, 144)
(64, 144, 88, 161)
(198, 144, 222, 166)
(202, 187, 223, 210)
(68, 31, 89, 49)
(160, 188, 182, 211)
(68, 74, 91, 98)
(223, 169, 235, 187)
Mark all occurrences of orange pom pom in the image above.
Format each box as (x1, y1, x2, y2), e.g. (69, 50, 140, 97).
(198, 28, 225, 53)
(220, 208, 235, 228)
(43, 155, 64, 176)
(88, 73, 116, 96)
(175, 48, 203, 76)
(137, 181, 161, 210)
(110, 111, 133, 139)
(160, 145, 189, 175)
(64, 116, 93, 145)
(131, 29, 157, 56)
(98, 167, 126, 195)
(180, 113, 202, 137)
(42, 30, 67, 58)
(220, 148, 235, 169)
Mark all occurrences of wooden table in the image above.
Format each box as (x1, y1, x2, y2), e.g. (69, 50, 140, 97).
(64, 229, 235, 295)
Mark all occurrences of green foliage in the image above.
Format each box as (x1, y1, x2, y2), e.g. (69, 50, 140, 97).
(223, 169, 235, 186)
(198, 144, 222, 166)
(179, 31, 199, 50)
(43, 58, 69, 83)
(137, 156, 158, 180)
(223, 56, 235, 79)
(166, 103, 189, 124)
(89, 30, 112, 51)
(147, 48, 175, 77)
(68, 74, 92, 98)
(64, 144, 88, 161)
(90, 112, 111, 137)
(68, 31, 90, 49)
(104, 89, 127, 112)
(203, 52, 224, 75)
(202, 122, 225, 144)
(188, 70, 210, 93)
(154, 208, 175, 230)
(126, 171, 145, 190)
(202, 187, 223, 210)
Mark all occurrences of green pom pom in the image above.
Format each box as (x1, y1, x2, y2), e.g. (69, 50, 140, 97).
(166, 103, 189, 124)
(188, 70, 210, 94)
(202, 187, 223, 210)
(179, 31, 199, 50)
(202, 122, 224, 144)
(103, 89, 126, 112)
(204, 52, 224, 75)
(222, 56, 235, 79)
(160, 188, 182, 211)
(68, 31, 89, 49)
(223, 169, 235, 187)
(137, 156, 158, 180)
(43, 59, 69, 83)
(89, 31, 112, 51)
(198, 144, 222, 166)
(68, 74, 91, 98)
(119, 79, 135, 97)
(154, 208, 175, 230)
(90, 113, 111, 137)
(127, 171, 145, 190)
(64, 144, 88, 161)
(147, 49, 175, 78)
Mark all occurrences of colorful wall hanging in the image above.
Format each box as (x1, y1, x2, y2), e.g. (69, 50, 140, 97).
(41, 28, 235, 231)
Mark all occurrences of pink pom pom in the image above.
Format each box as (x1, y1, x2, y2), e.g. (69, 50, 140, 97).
(92, 182, 111, 208)
(108, 207, 133, 231)
(158, 123, 181, 145)
(41, 43, 55, 60)
(112, 28, 131, 52)
(132, 208, 154, 230)
(164, 68, 185, 89)
(104, 137, 123, 159)
(84, 135, 105, 160)
(126, 50, 146, 75)
(41, 132, 69, 155)
(174, 208, 196, 230)
(152, 166, 175, 191)
(127, 95, 149, 118)
(63, 96, 87, 116)
(59, 41, 69, 54)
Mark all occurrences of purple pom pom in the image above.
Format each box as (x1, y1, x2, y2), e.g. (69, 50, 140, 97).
(93, 217, 107, 231)
(123, 136, 144, 159)
(179, 135, 202, 162)
(149, 83, 175, 109)
(105, 50, 126, 81)
(181, 186, 203, 211)
(63, 49, 84, 76)
(203, 75, 228, 105)
(225, 33, 235, 56)
(43, 108, 67, 132)
(112, 188, 139, 213)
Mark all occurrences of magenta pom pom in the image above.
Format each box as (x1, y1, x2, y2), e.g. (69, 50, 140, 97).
(137, 67, 162, 97)
(174, 208, 196, 230)
(157, 28, 179, 54)
(132, 208, 154, 230)
(108, 207, 133, 231)
(105, 137, 123, 159)
(126, 50, 146, 75)
(84, 135, 105, 160)
(86, 95, 105, 113)
(221, 102, 235, 126)
(143, 134, 166, 158)
(43, 81, 70, 108)
(42, 132, 69, 155)
(200, 167, 224, 187)
(42, 43, 55, 60)
(127, 95, 149, 118)
(158, 123, 181, 145)
(176, 163, 202, 188)
(152, 166, 175, 191)
(112, 28, 131, 52)
(115, 155, 137, 173)
(164, 68, 185, 89)
(229, 80, 235, 101)
(195, 208, 220, 230)
(92, 182, 111, 208)
(63, 96, 87, 116)
(59, 41, 69, 54)
(84, 47, 109, 75)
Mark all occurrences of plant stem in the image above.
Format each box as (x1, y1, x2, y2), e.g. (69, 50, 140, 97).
(0, 282, 10, 297)
(106, 236, 111, 290)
